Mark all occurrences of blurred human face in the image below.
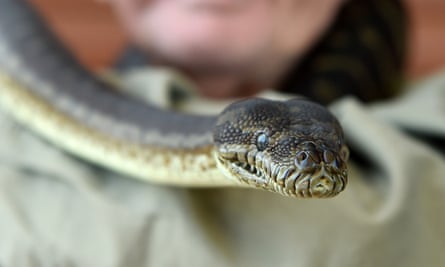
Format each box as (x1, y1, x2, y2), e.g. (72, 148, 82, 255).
(101, 0, 344, 97)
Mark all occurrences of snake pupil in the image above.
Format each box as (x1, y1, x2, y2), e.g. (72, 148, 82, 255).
(256, 133, 269, 151)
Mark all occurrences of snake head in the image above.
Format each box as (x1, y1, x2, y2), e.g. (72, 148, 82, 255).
(213, 98, 349, 198)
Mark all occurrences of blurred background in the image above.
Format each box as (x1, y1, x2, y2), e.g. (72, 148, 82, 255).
(28, 0, 445, 81)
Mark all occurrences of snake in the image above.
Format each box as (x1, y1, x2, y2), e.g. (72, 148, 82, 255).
(0, 0, 405, 198)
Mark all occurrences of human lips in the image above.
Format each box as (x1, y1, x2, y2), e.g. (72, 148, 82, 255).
(180, 0, 254, 12)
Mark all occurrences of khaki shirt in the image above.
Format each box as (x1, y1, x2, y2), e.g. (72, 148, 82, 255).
(0, 68, 444, 267)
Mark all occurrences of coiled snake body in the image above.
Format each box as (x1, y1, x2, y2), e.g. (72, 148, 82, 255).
(0, 0, 405, 198)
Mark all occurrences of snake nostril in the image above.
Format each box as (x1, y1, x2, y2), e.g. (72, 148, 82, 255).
(323, 150, 335, 164)
(296, 151, 308, 162)
(295, 151, 315, 168)
(340, 145, 350, 162)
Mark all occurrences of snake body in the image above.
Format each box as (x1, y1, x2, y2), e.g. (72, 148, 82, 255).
(0, 0, 404, 198)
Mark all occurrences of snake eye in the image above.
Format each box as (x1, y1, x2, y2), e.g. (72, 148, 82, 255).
(256, 133, 269, 151)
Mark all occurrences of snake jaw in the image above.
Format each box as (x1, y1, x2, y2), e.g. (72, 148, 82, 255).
(216, 144, 348, 198)
(216, 146, 269, 186)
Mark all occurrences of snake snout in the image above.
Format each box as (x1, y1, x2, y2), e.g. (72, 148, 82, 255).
(290, 142, 348, 198)
(309, 175, 336, 197)
(292, 170, 346, 198)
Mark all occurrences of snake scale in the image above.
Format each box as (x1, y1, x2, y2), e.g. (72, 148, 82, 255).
(0, 0, 405, 198)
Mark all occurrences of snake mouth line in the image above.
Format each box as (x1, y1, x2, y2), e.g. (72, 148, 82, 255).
(217, 146, 347, 198)
(218, 151, 347, 198)
(233, 161, 267, 183)
(216, 150, 274, 187)
(235, 162, 262, 176)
